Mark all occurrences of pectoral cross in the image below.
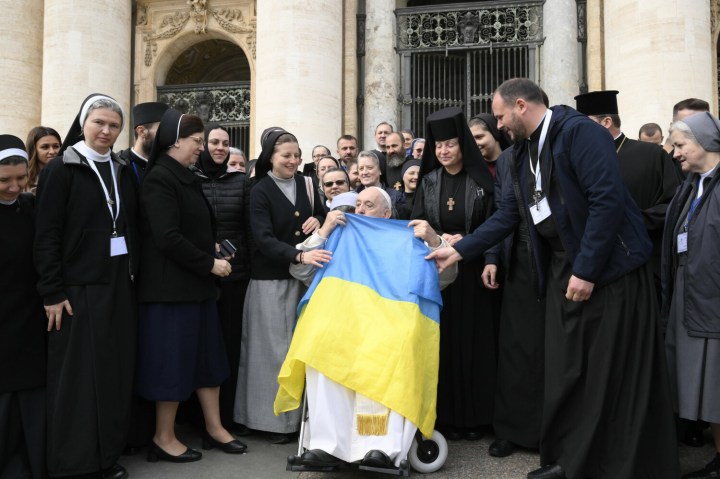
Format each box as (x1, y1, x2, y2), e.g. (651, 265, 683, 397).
(447, 197, 455, 211)
(393, 181, 402, 191)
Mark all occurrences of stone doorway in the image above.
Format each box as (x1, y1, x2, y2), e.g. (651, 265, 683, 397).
(157, 39, 251, 151)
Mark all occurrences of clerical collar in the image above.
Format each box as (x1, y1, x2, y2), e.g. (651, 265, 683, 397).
(73, 141, 111, 163)
(528, 111, 548, 144)
(131, 147, 149, 163)
(613, 132, 623, 141)
(0, 198, 17, 206)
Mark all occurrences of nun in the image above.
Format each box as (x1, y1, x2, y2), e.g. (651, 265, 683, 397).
(135, 109, 244, 463)
(663, 112, 720, 479)
(0, 135, 46, 479)
(234, 127, 325, 444)
(410, 107, 499, 441)
(34, 94, 138, 479)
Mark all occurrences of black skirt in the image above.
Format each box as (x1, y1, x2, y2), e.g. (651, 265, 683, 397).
(46, 255, 136, 477)
(136, 299, 229, 402)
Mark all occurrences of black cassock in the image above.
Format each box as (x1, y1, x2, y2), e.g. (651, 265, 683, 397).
(615, 134, 680, 299)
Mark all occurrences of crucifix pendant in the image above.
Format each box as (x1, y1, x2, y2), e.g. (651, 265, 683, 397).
(447, 197, 455, 211)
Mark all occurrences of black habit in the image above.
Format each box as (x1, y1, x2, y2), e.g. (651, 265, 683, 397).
(411, 107, 498, 432)
(34, 147, 138, 477)
(0, 193, 47, 479)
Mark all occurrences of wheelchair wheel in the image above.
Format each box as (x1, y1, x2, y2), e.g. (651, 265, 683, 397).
(408, 430, 448, 473)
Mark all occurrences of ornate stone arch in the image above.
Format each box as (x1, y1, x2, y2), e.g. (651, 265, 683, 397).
(133, 0, 256, 151)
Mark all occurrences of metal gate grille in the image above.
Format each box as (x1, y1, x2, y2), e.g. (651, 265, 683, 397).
(397, 2, 542, 138)
(156, 81, 250, 152)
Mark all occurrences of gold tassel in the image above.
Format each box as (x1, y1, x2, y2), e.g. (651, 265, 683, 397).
(356, 412, 390, 436)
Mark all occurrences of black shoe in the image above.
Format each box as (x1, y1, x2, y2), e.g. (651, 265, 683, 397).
(527, 464, 566, 479)
(300, 449, 344, 467)
(489, 438, 517, 458)
(266, 432, 295, 445)
(202, 432, 247, 453)
(683, 454, 720, 479)
(464, 428, 484, 441)
(146, 442, 202, 463)
(360, 450, 394, 469)
(440, 427, 462, 441)
(101, 464, 129, 479)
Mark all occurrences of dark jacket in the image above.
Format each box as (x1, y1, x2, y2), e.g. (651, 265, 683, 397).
(34, 148, 139, 305)
(454, 105, 651, 296)
(191, 165, 250, 280)
(137, 155, 217, 302)
(411, 166, 496, 265)
(118, 147, 148, 185)
(661, 166, 720, 337)
(249, 174, 325, 280)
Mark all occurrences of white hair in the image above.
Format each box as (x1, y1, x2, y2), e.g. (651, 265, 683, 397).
(366, 186, 392, 211)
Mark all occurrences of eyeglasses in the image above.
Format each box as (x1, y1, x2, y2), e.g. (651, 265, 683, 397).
(188, 136, 205, 146)
(323, 179, 347, 188)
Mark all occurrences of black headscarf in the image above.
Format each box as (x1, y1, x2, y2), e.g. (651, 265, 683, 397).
(418, 107, 494, 194)
(59, 93, 125, 154)
(146, 108, 183, 177)
(254, 127, 298, 180)
(471, 113, 512, 151)
(197, 123, 230, 179)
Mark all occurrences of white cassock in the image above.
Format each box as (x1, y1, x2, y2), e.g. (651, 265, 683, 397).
(303, 366, 417, 467)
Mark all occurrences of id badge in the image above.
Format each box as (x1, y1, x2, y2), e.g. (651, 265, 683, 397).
(110, 236, 128, 256)
(529, 196, 552, 225)
(677, 232, 688, 253)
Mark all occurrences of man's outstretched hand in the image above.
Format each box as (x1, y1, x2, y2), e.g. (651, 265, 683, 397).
(425, 247, 463, 272)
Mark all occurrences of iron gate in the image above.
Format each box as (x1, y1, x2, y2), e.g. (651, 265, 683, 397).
(157, 81, 251, 152)
(396, 2, 543, 138)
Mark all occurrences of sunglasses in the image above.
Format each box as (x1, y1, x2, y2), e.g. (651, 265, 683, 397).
(323, 179, 347, 187)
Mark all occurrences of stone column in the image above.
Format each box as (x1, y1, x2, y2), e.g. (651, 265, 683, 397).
(604, 0, 713, 137)
(342, 0, 359, 139)
(41, 0, 131, 147)
(541, 0, 579, 106)
(0, 0, 44, 141)
(255, 1, 343, 165)
(363, 0, 398, 150)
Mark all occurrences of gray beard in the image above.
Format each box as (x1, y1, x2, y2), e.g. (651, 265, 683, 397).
(387, 153, 404, 168)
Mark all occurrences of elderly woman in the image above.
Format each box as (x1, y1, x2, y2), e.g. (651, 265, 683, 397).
(321, 167, 350, 210)
(0, 136, 46, 479)
(410, 107, 498, 442)
(663, 112, 720, 479)
(235, 128, 325, 444)
(356, 150, 403, 213)
(136, 109, 244, 463)
(34, 94, 138, 479)
(191, 123, 250, 431)
(25, 126, 61, 193)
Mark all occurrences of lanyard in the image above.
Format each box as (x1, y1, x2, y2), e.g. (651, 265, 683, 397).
(528, 109, 553, 193)
(131, 160, 141, 183)
(86, 158, 121, 236)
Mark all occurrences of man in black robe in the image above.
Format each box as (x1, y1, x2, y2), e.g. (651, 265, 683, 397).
(118, 101, 169, 184)
(575, 90, 680, 304)
(0, 136, 46, 479)
(384, 132, 407, 190)
(429, 78, 679, 479)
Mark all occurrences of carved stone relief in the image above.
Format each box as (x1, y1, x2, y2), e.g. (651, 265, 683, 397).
(140, 0, 256, 67)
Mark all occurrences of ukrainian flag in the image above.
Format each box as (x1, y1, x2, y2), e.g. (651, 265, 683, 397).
(274, 213, 442, 437)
